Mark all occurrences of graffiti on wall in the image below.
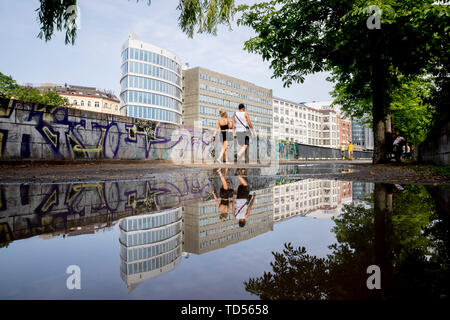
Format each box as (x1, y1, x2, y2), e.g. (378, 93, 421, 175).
(0, 99, 216, 161)
(0, 99, 274, 164)
(277, 141, 298, 160)
(0, 176, 212, 245)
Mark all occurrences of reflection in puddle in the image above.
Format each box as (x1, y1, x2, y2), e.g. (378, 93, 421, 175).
(120, 208, 183, 293)
(245, 183, 450, 300)
(0, 168, 448, 299)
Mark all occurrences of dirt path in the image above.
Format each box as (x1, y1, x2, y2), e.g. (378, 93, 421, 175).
(0, 160, 448, 184)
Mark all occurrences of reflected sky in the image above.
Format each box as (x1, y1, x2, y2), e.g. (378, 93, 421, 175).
(0, 167, 447, 300)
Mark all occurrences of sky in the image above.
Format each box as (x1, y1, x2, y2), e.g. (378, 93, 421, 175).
(0, 0, 334, 103)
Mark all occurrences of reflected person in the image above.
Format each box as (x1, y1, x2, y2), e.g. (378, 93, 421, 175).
(212, 168, 234, 220)
(232, 169, 256, 227)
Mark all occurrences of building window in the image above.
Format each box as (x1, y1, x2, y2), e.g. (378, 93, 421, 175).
(88, 101, 91, 107)
(95, 102, 99, 108)
(80, 100, 84, 106)
(73, 100, 77, 105)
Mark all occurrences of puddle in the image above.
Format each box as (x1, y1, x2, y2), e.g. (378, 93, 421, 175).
(0, 167, 448, 299)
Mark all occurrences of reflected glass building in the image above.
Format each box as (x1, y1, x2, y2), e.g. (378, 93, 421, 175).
(119, 207, 183, 292)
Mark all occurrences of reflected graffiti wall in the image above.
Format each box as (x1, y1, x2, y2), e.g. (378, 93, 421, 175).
(0, 175, 212, 245)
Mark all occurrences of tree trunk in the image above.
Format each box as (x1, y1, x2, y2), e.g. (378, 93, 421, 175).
(370, 30, 388, 164)
(373, 183, 394, 298)
(386, 109, 392, 133)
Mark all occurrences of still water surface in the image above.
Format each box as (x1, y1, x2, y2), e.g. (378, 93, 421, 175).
(0, 166, 448, 299)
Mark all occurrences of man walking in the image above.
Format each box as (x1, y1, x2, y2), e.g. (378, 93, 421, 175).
(233, 103, 256, 163)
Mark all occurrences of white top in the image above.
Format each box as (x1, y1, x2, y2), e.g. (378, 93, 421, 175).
(393, 137, 405, 146)
(234, 112, 249, 132)
(234, 199, 248, 219)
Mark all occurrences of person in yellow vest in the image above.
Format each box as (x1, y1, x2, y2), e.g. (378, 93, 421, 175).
(348, 142, 354, 160)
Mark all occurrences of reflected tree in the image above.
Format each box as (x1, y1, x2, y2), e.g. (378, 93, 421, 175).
(245, 243, 330, 300)
(245, 184, 449, 300)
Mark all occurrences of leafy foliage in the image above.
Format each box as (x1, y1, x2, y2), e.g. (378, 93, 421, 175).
(332, 75, 435, 146)
(237, 0, 449, 162)
(35, 0, 235, 44)
(177, 0, 235, 38)
(36, 0, 77, 45)
(244, 243, 330, 300)
(0, 72, 19, 98)
(0, 72, 67, 106)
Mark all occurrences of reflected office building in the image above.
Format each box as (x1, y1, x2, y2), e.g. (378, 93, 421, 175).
(352, 181, 375, 202)
(183, 187, 273, 255)
(119, 207, 183, 293)
(273, 179, 353, 221)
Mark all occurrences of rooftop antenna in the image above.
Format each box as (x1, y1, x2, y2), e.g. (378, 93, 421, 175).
(129, 31, 140, 41)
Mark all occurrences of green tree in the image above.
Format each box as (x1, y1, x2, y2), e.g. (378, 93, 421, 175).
(35, 0, 235, 44)
(332, 75, 435, 146)
(237, 0, 449, 164)
(13, 86, 67, 106)
(0, 72, 20, 98)
(244, 243, 330, 300)
(1, 72, 67, 106)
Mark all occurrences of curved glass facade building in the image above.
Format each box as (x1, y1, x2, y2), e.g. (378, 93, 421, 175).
(119, 207, 183, 292)
(120, 35, 182, 124)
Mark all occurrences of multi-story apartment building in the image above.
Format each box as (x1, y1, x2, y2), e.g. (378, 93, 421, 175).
(120, 34, 183, 124)
(319, 109, 340, 148)
(182, 67, 273, 135)
(119, 207, 183, 293)
(37, 83, 121, 116)
(273, 179, 352, 221)
(273, 98, 341, 148)
(182, 187, 273, 255)
(339, 116, 352, 147)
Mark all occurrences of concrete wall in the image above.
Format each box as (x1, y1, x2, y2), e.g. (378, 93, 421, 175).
(418, 121, 450, 165)
(277, 141, 373, 160)
(0, 98, 207, 161)
(0, 98, 273, 164)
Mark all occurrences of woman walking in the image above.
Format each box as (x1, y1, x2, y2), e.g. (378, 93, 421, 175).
(212, 109, 232, 163)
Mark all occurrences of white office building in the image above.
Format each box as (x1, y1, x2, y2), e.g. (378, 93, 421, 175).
(273, 179, 353, 221)
(120, 33, 183, 124)
(273, 97, 340, 147)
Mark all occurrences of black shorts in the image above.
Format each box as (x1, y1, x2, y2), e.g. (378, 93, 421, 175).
(221, 131, 227, 142)
(237, 185, 250, 199)
(236, 132, 249, 146)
